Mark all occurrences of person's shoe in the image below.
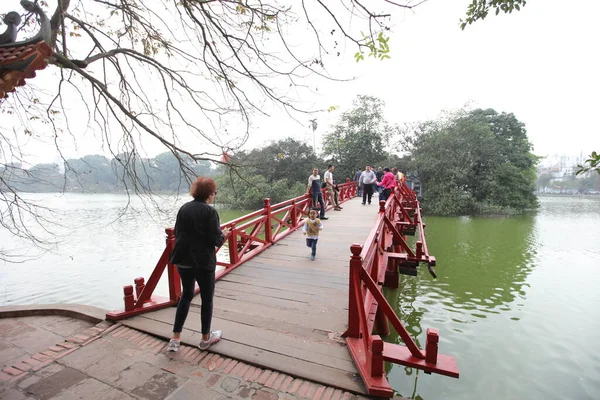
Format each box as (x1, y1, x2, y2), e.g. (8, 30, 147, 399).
(320, 217, 329, 220)
(334, 207, 342, 211)
(167, 339, 180, 352)
(368, 202, 371, 205)
(199, 330, 222, 350)
(311, 255, 315, 261)
(361, 203, 365, 205)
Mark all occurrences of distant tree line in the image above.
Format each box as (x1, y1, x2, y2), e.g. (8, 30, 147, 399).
(0, 152, 214, 194)
(2, 96, 542, 216)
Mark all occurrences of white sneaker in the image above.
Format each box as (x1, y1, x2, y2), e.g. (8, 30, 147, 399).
(199, 330, 222, 350)
(166, 339, 180, 352)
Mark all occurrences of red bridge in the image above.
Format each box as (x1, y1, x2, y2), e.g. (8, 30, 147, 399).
(106, 181, 459, 397)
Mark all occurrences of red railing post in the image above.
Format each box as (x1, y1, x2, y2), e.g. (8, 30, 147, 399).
(134, 277, 145, 298)
(343, 244, 363, 338)
(123, 285, 135, 311)
(228, 227, 239, 265)
(369, 336, 384, 377)
(165, 228, 180, 302)
(291, 199, 297, 228)
(264, 198, 273, 243)
(425, 328, 439, 364)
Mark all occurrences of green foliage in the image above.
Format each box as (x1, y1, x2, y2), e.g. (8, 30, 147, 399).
(461, 0, 528, 29)
(321, 95, 393, 180)
(213, 138, 323, 210)
(576, 152, 600, 175)
(215, 173, 305, 210)
(354, 32, 391, 62)
(235, 138, 320, 186)
(405, 108, 539, 215)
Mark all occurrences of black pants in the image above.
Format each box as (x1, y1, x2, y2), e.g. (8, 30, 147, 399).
(312, 192, 326, 218)
(362, 184, 373, 204)
(173, 266, 215, 335)
(380, 188, 391, 201)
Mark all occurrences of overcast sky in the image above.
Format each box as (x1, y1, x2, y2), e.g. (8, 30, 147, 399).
(2, 0, 598, 164)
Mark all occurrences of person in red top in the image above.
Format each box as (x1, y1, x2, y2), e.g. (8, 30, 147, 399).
(377, 168, 396, 202)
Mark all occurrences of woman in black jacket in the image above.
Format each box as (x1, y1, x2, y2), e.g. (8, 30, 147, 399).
(167, 176, 230, 352)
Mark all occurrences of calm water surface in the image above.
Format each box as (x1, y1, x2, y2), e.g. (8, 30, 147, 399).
(1, 194, 599, 399)
(387, 196, 600, 399)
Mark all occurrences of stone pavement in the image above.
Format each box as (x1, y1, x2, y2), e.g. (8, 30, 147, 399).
(0, 315, 393, 400)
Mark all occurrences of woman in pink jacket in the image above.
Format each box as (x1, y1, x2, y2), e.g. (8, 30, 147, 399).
(377, 168, 397, 202)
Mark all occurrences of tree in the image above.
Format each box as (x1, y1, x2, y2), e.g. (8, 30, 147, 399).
(321, 95, 392, 180)
(214, 138, 322, 209)
(238, 138, 321, 186)
(402, 108, 538, 215)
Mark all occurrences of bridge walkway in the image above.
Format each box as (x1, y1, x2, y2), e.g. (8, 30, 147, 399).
(119, 196, 380, 394)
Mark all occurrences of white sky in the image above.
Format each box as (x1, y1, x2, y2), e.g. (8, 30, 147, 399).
(2, 0, 599, 164)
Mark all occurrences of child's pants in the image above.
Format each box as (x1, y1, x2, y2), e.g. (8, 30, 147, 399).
(306, 238, 318, 257)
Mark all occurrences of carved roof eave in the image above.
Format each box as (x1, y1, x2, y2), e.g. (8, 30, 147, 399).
(0, 1, 53, 99)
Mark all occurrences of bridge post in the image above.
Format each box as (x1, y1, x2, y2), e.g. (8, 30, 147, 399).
(264, 198, 272, 243)
(290, 200, 297, 228)
(425, 328, 439, 365)
(228, 227, 239, 264)
(165, 228, 181, 302)
(343, 244, 363, 338)
(123, 285, 135, 311)
(134, 277, 145, 298)
(368, 336, 384, 378)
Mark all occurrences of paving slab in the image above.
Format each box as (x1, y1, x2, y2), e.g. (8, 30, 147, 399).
(24, 367, 87, 400)
(50, 377, 113, 400)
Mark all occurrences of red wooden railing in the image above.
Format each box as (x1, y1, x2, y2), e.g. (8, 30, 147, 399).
(106, 180, 357, 320)
(343, 183, 459, 398)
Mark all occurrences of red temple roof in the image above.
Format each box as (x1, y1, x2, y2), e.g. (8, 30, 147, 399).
(0, 39, 52, 99)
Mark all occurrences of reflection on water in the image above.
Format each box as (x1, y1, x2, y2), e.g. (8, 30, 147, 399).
(386, 196, 600, 400)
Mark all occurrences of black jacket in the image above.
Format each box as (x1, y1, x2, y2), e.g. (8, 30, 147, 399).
(169, 199, 225, 270)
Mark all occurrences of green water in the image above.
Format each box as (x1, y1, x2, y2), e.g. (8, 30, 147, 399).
(385, 196, 600, 400)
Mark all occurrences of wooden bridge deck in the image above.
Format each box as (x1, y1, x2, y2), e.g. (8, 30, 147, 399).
(120, 196, 381, 394)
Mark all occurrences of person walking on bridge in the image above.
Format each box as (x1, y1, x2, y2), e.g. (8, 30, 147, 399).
(359, 164, 377, 205)
(324, 164, 342, 211)
(167, 176, 231, 352)
(307, 168, 328, 220)
(303, 208, 323, 261)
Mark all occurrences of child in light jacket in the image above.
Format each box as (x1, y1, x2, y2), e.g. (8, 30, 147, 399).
(302, 208, 323, 260)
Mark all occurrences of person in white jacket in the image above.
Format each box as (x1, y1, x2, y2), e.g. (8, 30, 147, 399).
(359, 165, 377, 205)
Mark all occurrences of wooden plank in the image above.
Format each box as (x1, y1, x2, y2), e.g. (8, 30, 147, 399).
(138, 308, 354, 367)
(219, 274, 346, 297)
(211, 288, 344, 315)
(194, 296, 347, 332)
(213, 280, 348, 309)
(212, 308, 331, 341)
(241, 259, 349, 279)
(228, 268, 348, 289)
(119, 316, 366, 394)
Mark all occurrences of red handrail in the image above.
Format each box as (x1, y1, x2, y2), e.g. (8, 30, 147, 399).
(343, 183, 459, 398)
(106, 181, 357, 320)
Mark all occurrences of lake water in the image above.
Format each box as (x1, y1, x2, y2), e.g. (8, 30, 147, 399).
(1, 194, 599, 399)
(387, 196, 600, 400)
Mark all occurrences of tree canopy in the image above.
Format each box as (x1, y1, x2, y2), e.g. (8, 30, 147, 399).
(321, 95, 393, 180)
(401, 108, 539, 215)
